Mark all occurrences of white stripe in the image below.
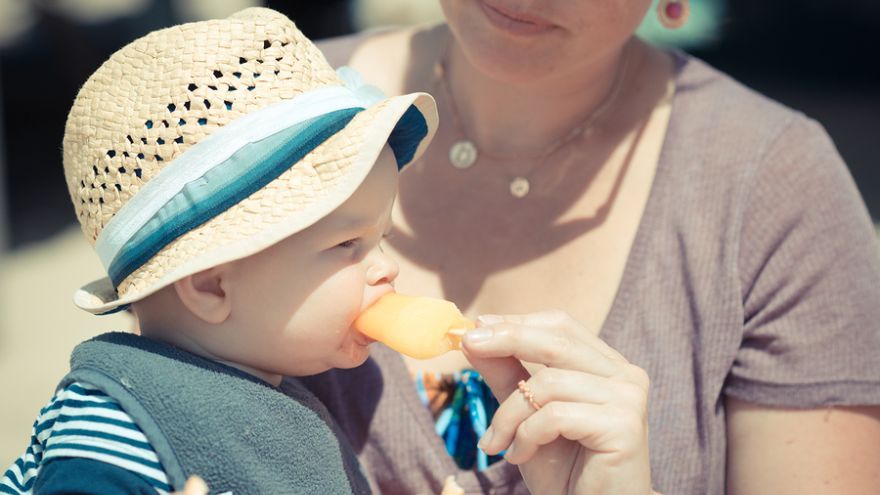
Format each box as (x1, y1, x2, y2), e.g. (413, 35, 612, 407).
(34, 399, 116, 430)
(34, 391, 118, 427)
(36, 407, 135, 445)
(21, 452, 39, 469)
(52, 392, 113, 406)
(24, 443, 43, 464)
(11, 461, 37, 487)
(4, 462, 26, 487)
(95, 68, 384, 271)
(58, 388, 116, 402)
(17, 454, 38, 486)
(52, 419, 151, 444)
(0, 476, 27, 494)
(45, 433, 160, 464)
(72, 382, 102, 391)
(56, 404, 131, 422)
(43, 449, 168, 487)
(36, 401, 62, 420)
(35, 396, 132, 444)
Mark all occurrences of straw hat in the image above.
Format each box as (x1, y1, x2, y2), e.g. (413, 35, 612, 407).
(62, 7, 437, 314)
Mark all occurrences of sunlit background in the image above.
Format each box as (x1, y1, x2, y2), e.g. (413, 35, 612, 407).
(1, 0, 878, 464)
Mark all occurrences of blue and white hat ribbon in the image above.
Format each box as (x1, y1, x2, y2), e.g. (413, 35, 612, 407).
(93, 67, 424, 290)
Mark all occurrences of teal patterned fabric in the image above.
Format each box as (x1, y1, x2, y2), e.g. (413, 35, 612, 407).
(416, 369, 504, 471)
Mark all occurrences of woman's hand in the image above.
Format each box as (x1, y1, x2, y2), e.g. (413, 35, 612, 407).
(462, 311, 655, 495)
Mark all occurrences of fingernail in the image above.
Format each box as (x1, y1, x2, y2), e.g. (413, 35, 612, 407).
(477, 426, 494, 450)
(477, 314, 503, 326)
(463, 327, 493, 345)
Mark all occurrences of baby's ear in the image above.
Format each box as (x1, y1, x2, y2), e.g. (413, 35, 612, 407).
(173, 266, 232, 325)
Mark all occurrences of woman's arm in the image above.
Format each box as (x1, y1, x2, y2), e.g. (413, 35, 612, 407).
(726, 397, 880, 494)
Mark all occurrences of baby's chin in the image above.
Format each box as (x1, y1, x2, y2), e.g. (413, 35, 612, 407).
(274, 342, 373, 377)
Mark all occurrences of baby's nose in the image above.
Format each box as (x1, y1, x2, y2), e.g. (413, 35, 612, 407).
(367, 249, 399, 285)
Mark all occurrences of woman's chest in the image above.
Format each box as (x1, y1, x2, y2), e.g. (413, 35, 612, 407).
(387, 138, 661, 336)
(386, 188, 647, 363)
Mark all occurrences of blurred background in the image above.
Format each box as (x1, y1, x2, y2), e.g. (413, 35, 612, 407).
(0, 0, 878, 464)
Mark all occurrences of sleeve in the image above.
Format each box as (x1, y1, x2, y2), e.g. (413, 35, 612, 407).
(36, 382, 172, 493)
(726, 115, 880, 407)
(33, 458, 160, 495)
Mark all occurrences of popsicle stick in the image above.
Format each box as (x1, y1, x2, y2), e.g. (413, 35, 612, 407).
(447, 328, 468, 337)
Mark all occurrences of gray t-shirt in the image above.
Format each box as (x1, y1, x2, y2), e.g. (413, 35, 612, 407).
(301, 52, 880, 494)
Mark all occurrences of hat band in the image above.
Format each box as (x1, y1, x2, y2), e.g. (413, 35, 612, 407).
(94, 72, 386, 273)
(105, 108, 359, 287)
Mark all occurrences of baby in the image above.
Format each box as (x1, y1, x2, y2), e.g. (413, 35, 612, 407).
(1, 8, 435, 494)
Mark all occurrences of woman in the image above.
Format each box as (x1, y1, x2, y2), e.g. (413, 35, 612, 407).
(300, 1, 880, 493)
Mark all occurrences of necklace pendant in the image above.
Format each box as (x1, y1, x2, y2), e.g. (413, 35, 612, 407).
(449, 140, 478, 169)
(509, 177, 530, 198)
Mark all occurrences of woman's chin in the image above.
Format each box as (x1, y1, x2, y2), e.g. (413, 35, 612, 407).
(461, 37, 565, 83)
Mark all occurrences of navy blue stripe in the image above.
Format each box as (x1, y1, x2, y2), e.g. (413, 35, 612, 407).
(109, 107, 360, 286)
(51, 428, 153, 451)
(0, 483, 20, 494)
(36, 413, 141, 436)
(45, 443, 164, 471)
(28, 445, 42, 464)
(388, 104, 428, 169)
(12, 458, 35, 479)
(1, 468, 28, 491)
(40, 397, 121, 415)
(66, 384, 110, 397)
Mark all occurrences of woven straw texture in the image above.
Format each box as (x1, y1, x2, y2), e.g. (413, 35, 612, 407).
(61, 7, 436, 311)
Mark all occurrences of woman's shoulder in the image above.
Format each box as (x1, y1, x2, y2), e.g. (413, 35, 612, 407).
(667, 51, 837, 169)
(671, 52, 809, 140)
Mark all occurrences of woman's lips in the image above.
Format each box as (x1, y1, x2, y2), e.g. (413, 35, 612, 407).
(478, 0, 557, 36)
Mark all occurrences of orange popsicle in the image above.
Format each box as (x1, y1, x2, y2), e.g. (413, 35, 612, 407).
(354, 293, 474, 359)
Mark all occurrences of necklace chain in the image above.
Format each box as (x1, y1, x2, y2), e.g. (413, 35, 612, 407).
(436, 42, 632, 198)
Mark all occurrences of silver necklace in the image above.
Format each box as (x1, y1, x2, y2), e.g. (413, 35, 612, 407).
(436, 44, 631, 198)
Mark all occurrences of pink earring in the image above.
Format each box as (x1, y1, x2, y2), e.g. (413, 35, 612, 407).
(657, 0, 690, 29)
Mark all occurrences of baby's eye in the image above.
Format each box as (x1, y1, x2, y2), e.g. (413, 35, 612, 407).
(337, 238, 360, 249)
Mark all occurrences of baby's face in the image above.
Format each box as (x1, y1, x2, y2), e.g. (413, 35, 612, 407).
(216, 146, 400, 378)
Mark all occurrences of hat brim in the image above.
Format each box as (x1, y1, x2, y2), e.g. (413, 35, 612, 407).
(74, 92, 437, 315)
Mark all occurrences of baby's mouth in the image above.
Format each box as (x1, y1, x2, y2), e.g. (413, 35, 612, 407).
(351, 326, 377, 347)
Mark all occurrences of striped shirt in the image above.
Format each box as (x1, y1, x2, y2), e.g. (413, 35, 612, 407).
(1, 382, 171, 494)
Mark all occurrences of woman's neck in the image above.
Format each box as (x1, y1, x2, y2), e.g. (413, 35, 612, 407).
(444, 35, 637, 156)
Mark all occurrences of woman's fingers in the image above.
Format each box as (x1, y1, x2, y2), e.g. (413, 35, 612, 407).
(479, 368, 647, 455)
(463, 319, 620, 378)
(478, 311, 626, 361)
(461, 350, 529, 403)
(502, 401, 649, 465)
